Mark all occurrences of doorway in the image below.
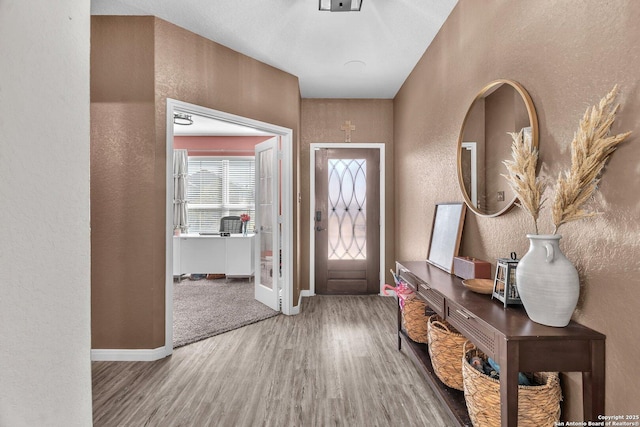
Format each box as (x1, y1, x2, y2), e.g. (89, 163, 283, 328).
(309, 143, 385, 296)
(165, 99, 295, 357)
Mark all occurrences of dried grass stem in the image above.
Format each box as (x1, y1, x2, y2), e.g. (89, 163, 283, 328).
(551, 85, 631, 233)
(502, 130, 546, 234)
(502, 85, 631, 235)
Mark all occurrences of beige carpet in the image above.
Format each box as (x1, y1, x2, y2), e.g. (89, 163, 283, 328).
(173, 276, 279, 348)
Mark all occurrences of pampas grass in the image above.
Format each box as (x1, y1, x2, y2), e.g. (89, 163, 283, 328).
(503, 85, 631, 235)
(502, 129, 546, 234)
(551, 85, 632, 234)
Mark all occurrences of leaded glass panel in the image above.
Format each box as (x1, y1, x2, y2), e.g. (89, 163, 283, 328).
(327, 158, 366, 260)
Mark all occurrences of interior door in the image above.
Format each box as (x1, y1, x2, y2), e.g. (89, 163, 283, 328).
(254, 137, 280, 310)
(315, 148, 380, 294)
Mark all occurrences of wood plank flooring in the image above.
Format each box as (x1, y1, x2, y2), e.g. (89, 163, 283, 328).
(92, 295, 454, 426)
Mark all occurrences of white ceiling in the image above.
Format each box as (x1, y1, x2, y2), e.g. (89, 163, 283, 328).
(172, 113, 272, 136)
(91, 0, 458, 99)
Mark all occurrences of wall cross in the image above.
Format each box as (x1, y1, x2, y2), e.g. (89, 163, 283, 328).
(340, 120, 356, 142)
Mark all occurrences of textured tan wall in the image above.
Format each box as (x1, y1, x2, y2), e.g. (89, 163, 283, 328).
(153, 18, 302, 306)
(91, 16, 301, 349)
(394, 0, 640, 419)
(91, 16, 159, 349)
(300, 99, 394, 290)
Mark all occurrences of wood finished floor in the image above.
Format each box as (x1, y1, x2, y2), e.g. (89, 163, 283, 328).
(92, 295, 453, 427)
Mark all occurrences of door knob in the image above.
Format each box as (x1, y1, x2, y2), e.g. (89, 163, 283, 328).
(315, 226, 326, 231)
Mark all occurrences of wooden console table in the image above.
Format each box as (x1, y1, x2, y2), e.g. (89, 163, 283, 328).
(396, 261, 605, 427)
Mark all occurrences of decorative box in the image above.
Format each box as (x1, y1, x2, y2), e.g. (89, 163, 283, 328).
(453, 256, 492, 280)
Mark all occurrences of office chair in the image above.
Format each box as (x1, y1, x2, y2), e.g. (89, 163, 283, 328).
(219, 216, 243, 233)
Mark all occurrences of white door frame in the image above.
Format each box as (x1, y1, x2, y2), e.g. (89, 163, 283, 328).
(165, 99, 295, 358)
(308, 143, 385, 296)
(461, 142, 478, 207)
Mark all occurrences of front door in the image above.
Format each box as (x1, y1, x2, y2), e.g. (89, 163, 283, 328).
(314, 148, 380, 294)
(254, 137, 280, 310)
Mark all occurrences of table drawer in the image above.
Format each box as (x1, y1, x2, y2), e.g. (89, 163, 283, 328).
(397, 266, 445, 315)
(417, 283, 445, 317)
(446, 300, 496, 357)
(397, 267, 419, 292)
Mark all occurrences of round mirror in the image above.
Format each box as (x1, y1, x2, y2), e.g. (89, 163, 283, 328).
(456, 79, 538, 217)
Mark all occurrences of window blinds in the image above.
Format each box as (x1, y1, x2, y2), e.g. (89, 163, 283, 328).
(187, 157, 255, 233)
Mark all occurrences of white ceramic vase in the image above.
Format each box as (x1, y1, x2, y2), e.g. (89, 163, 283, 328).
(516, 234, 579, 327)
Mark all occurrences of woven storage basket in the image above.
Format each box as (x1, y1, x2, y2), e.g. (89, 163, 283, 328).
(427, 315, 468, 391)
(462, 342, 562, 427)
(401, 298, 429, 343)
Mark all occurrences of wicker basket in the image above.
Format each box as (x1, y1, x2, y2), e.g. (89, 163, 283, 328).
(427, 315, 468, 390)
(401, 298, 429, 343)
(461, 342, 562, 427)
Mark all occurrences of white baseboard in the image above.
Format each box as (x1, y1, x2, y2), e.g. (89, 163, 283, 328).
(91, 346, 168, 362)
(285, 292, 303, 315)
(289, 303, 300, 315)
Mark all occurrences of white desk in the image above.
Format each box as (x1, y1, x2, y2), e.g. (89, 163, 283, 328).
(173, 234, 255, 278)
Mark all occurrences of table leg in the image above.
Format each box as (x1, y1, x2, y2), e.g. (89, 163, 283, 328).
(583, 339, 605, 421)
(397, 300, 402, 350)
(500, 340, 520, 427)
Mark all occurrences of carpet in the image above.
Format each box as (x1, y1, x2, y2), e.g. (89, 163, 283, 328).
(173, 277, 279, 348)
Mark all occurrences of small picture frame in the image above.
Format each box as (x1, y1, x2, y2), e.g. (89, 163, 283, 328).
(427, 202, 467, 273)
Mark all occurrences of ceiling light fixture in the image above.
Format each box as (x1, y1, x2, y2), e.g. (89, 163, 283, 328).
(173, 112, 193, 126)
(319, 0, 362, 12)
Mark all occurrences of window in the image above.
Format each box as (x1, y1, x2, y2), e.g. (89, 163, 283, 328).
(187, 157, 255, 233)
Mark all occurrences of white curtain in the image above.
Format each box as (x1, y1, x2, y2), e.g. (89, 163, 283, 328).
(173, 149, 189, 233)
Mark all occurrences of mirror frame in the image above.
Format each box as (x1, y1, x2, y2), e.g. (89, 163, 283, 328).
(456, 79, 539, 218)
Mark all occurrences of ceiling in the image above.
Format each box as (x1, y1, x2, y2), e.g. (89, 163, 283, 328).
(91, 0, 458, 99)
(172, 113, 273, 136)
